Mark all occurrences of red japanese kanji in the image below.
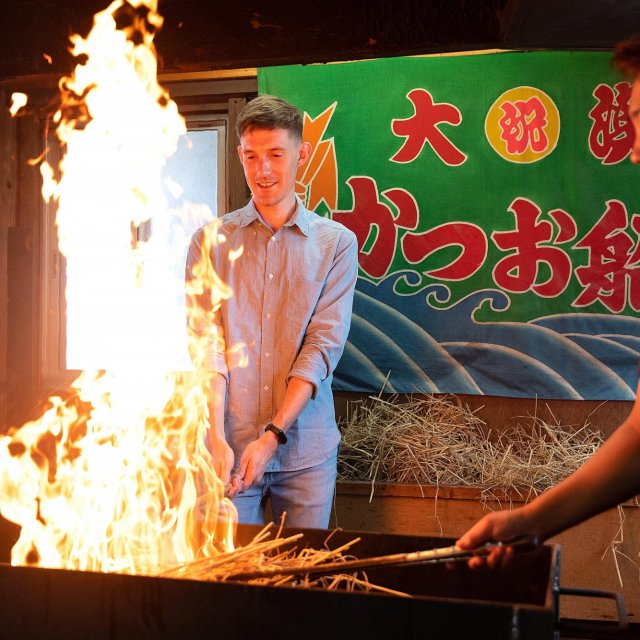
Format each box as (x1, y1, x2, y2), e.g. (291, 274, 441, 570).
(498, 97, 549, 155)
(573, 200, 640, 313)
(588, 82, 634, 165)
(492, 197, 577, 297)
(402, 222, 487, 281)
(391, 88, 467, 166)
(332, 176, 418, 279)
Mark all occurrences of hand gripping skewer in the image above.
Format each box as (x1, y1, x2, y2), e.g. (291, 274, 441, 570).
(225, 535, 540, 581)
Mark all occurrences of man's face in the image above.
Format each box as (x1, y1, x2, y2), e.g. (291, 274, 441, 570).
(629, 77, 640, 164)
(237, 127, 310, 213)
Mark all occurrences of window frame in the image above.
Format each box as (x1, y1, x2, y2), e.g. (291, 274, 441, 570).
(40, 73, 256, 389)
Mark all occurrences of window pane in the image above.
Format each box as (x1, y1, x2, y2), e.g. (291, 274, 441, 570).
(165, 129, 218, 220)
(65, 129, 219, 371)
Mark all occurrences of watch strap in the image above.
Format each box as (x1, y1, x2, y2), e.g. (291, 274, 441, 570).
(264, 423, 288, 445)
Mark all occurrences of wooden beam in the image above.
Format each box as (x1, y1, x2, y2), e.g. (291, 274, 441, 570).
(226, 96, 251, 213)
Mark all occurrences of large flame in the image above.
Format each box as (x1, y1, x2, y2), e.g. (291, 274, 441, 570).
(0, 0, 237, 573)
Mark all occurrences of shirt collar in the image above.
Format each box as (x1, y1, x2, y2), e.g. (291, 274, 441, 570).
(238, 197, 310, 236)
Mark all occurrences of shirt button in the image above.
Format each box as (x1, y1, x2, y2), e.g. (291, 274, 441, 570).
(264, 385, 269, 391)
(265, 352, 270, 358)
(268, 273, 273, 279)
(266, 312, 271, 318)
(270, 236, 276, 242)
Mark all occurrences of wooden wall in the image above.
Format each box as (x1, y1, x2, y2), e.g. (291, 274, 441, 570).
(0, 86, 53, 433)
(0, 86, 45, 563)
(0, 91, 10, 432)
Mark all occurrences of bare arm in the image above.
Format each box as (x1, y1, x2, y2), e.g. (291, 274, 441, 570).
(523, 404, 640, 539)
(207, 372, 234, 485)
(271, 376, 315, 431)
(458, 384, 640, 563)
(228, 377, 314, 496)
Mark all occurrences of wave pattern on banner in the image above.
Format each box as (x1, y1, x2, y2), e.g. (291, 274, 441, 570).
(334, 274, 639, 400)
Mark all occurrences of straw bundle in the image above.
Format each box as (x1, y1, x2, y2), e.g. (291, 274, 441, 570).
(159, 521, 408, 596)
(478, 414, 603, 502)
(337, 395, 604, 503)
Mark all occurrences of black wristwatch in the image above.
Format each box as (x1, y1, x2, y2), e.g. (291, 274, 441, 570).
(264, 423, 288, 445)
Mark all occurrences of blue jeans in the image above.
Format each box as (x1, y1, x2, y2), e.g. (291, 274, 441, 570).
(231, 449, 337, 529)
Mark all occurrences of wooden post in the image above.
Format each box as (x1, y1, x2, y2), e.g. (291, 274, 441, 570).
(227, 96, 250, 213)
(0, 90, 17, 432)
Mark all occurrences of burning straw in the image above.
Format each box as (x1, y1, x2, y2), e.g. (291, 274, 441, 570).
(337, 394, 604, 504)
(158, 521, 410, 597)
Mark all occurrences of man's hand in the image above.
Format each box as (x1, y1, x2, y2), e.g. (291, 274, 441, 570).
(226, 431, 278, 498)
(208, 432, 234, 486)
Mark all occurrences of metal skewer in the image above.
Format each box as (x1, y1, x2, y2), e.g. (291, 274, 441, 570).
(225, 535, 540, 581)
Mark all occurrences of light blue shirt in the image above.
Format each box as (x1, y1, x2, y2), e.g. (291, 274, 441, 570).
(187, 198, 358, 471)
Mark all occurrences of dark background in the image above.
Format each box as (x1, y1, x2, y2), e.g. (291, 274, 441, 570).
(0, 0, 639, 79)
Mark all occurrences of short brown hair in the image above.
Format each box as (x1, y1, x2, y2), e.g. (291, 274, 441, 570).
(235, 94, 303, 142)
(613, 35, 640, 78)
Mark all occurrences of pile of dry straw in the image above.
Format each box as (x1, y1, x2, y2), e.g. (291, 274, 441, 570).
(160, 520, 407, 595)
(337, 394, 604, 503)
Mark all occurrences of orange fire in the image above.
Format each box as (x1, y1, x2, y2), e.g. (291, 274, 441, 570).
(0, 0, 237, 573)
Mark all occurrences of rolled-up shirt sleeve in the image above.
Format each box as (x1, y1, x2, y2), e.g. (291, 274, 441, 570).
(288, 228, 358, 395)
(185, 226, 229, 381)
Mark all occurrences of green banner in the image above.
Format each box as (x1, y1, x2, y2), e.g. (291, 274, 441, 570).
(259, 52, 640, 400)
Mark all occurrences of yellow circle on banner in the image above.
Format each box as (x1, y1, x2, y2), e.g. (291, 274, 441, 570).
(485, 86, 560, 163)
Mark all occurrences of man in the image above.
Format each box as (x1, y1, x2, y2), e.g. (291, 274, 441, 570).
(457, 35, 640, 566)
(186, 95, 358, 529)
